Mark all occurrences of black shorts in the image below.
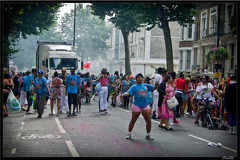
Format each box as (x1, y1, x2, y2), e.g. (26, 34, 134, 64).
(68, 93, 78, 105)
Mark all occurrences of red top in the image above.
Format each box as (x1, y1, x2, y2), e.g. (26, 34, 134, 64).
(100, 76, 108, 86)
(175, 78, 185, 90)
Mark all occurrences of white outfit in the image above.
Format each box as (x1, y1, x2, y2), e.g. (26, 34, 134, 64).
(196, 83, 214, 101)
(99, 86, 108, 111)
(152, 90, 159, 111)
(20, 90, 27, 107)
(60, 87, 69, 112)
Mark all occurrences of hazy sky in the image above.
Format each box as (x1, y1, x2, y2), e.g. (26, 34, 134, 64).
(59, 3, 89, 18)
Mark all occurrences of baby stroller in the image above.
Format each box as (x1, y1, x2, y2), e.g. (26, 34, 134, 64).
(210, 99, 228, 130)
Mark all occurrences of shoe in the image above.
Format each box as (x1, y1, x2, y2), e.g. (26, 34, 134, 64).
(165, 127, 173, 130)
(21, 107, 27, 111)
(72, 112, 77, 116)
(59, 111, 62, 114)
(126, 134, 131, 139)
(26, 110, 32, 114)
(100, 112, 105, 115)
(37, 115, 42, 118)
(145, 135, 154, 140)
(173, 120, 180, 124)
(232, 126, 237, 135)
(67, 113, 71, 117)
(105, 110, 108, 114)
(158, 125, 166, 129)
(191, 113, 196, 117)
(194, 121, 199, 125)
(49, 113, 54, 116)
(67, 111, 70, 114)
(152, 115, 157, 119)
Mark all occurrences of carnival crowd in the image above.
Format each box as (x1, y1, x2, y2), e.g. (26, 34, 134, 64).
(2, 66, 237, 140)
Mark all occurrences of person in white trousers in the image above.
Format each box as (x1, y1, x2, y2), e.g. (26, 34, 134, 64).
(60, 86, 69, 114)
(93, 68, 115, 115)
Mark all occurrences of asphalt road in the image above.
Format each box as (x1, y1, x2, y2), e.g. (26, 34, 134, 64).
(2, 97, 237, 158)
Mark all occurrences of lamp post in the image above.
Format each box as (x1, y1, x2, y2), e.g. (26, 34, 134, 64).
(73, 3, 76, 47)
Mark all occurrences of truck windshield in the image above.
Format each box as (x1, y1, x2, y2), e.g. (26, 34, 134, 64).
(50, 58, 77, 70)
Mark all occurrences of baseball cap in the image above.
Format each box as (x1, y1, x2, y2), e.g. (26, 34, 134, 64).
(135, 73, 144, 79)
(38, 70, 43, 74)
(77, 70, 81, 74)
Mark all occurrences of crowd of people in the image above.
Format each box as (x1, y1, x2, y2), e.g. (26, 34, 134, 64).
(2, 66, 237, 140)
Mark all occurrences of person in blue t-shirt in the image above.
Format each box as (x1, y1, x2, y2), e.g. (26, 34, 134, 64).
(121, 73, 154, 140)
(65, 67, 81, 117)
(33, 70, 49, 118)
(26, 68, 38, 114)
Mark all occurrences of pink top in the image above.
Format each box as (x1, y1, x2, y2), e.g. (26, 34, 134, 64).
(100, 76, 108, 86)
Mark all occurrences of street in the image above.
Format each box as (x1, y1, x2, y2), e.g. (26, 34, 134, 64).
(3, 97, 237, 157)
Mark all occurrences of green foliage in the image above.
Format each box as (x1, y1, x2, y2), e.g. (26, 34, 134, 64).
(59, 4, 111, 60)
(206, 46, 230, 64)
(3, 3, 63, 61)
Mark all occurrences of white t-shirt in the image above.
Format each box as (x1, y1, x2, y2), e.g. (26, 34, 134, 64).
(153, 74, 162, 96)
(196, 83, 214, 101)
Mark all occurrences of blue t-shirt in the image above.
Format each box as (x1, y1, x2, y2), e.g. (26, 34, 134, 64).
(66, 74, 80, 94)
(21, 76, 28, 91)
(130, 79, 135, 85)
(122, 80, 132, 94)
(127, 83, 154, 108)
(26, 74, 35, 92)
(35, 77, 47, 97)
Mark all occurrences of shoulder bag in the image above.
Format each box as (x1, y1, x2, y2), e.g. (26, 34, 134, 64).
(166, 96, 179, 109)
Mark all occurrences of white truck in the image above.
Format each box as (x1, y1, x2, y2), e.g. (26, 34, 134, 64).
(36, 41, 81, 77)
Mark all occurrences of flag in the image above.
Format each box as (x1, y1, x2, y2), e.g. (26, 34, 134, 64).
(83, 63, 90, 68)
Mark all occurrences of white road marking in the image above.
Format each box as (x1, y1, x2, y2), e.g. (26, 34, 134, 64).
(55, 118, 66, 133)
(17, 133, 21, 141)
(188, 134, 237, 153)
(12, 148, 16, 154)
(21, 122, 24, 125)
(65, 140, 80, 157)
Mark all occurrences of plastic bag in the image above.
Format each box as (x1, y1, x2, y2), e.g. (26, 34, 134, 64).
(32, 94, 37, 110)
(7, 89, 21, 111)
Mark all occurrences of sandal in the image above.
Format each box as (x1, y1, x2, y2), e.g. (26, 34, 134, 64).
(165, 127, 173, 130)
(158, 125, 166, 129)
(49, 113, 54, 116)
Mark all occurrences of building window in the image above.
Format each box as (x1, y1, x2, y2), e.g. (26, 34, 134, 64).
(201, 12, 207, 38)
(230, 43, 234, 69)
(210, 7, 217, 34)
(227, 4, 234, 33)
(194, 48, 198, 68)
(181, 26, 184, 40)
(179, 50, 183, 70)
(186, 50, 191, 70)
(188, 24, 192, 39)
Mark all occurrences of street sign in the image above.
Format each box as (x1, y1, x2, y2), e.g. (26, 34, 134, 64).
(214, 72, 222, 78)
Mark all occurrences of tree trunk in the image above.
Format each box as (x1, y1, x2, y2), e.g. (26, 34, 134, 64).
(121, 29, 132, 75)
(157, 5, 174, 72)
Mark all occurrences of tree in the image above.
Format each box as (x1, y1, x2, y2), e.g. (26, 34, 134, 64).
(3, 3, 63, 63)
(58, 4, 112, 61)
(135, 3, 198, 71)
(90, 3, 144, 75)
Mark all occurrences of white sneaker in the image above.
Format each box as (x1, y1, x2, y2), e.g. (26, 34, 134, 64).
(229, 127, 233, 134)
(126, 134, 131, 139)
(26, 110, 32, 114)
(232, 126, 237, 135)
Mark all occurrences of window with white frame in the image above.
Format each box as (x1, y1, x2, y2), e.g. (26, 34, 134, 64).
(227, 4, 234, 33)
(181, 26, 185, 40)
(194, 48, 198, 69)
(188, 24, 192, 39)
(201, 11, 207, 38)
(230, 43, 234, 69)
(179, 50, 183, 70)
(186, 50, 191, 70)
(210, 7, 217, 34)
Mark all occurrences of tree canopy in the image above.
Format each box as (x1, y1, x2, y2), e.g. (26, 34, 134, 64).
(91, 3, 145, 75)
(3, 3, 63, 62)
